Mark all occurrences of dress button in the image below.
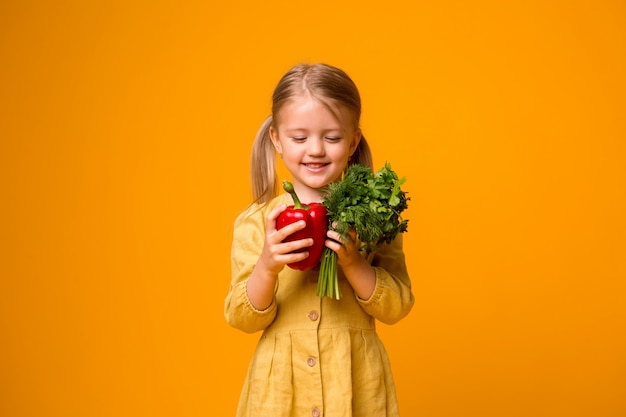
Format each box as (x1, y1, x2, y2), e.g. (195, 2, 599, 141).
(312, 407, 321, 417)
(307, 356, 316, 367)
(308, 310, 319, 321)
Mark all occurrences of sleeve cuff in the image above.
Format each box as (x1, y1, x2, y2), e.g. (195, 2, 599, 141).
(355, 267, 385, 305)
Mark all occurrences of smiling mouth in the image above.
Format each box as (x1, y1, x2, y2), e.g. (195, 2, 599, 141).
(303, 163, 328, 169)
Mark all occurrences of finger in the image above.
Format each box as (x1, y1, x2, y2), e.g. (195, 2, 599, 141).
(264, 234, 312, 257)
(277, 250, 310, 265)
(327, 230, 349, 245)
(325, 231, 347, 254)
(275, 220, 309, 242)
(279, 236, 314, 253)
(325, 237, 342, 252)
(266, 204, 287, 231)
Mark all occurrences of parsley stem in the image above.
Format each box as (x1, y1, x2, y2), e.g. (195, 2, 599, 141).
(317, 247, 341, 300)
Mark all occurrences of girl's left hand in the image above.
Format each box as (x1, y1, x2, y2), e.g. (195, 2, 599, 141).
(325, 228, 363, 269)
(326, 226, 377, 300)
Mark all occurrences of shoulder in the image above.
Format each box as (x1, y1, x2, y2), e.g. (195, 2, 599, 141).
(234, 194, 288, 226)
(231, 194, 289, 260)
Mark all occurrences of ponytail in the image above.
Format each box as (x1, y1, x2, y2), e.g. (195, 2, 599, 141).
(349, 135, 374, 172)
(250, 116, 278, 204)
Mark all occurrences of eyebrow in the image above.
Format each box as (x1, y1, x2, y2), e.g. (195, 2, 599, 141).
(283, 127, 344, 134)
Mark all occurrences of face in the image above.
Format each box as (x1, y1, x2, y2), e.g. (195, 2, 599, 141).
(270, 94, 361, 203)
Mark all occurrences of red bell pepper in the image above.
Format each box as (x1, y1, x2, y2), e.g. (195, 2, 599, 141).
(276, 181, 328, 271)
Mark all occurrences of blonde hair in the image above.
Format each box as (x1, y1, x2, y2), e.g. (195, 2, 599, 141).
(250, 63, 374, 204)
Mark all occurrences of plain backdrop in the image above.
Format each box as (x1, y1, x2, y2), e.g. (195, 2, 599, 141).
(1, 1, 625, 416)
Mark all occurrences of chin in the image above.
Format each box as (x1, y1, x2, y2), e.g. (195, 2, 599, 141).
(298, 179, 328, 191)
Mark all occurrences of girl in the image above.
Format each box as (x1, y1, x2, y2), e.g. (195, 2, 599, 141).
(225, 63, 414, 417)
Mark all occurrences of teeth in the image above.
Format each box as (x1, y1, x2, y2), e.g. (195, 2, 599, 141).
(306, 163, 325, 168)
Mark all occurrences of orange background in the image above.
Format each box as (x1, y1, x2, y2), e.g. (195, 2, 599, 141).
(1, 1, 625, 416)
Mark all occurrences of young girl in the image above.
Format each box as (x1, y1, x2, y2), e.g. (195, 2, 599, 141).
(225, 63, 414, 417)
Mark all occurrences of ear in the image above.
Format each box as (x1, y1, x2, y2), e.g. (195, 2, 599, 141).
(269, 126, 283, 154)
(350, 129, 362, 155)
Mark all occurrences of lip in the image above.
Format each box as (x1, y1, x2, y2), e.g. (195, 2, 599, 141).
(302, 162, 329, 172)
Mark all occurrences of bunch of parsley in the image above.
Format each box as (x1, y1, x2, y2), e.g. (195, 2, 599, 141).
(317, 163, 409, 299)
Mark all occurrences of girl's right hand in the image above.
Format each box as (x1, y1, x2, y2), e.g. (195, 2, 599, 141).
(258, 204, 313, 275)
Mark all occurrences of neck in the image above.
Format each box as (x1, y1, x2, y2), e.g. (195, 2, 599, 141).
(289, 185, 323, 204)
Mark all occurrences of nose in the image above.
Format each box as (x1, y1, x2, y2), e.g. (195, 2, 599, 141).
(307, 137, 325, 156)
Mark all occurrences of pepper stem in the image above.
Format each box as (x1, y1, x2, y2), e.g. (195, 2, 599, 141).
(282, 180, 306, 209)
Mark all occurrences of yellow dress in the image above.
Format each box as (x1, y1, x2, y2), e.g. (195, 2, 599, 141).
(225, 194, 415, 417)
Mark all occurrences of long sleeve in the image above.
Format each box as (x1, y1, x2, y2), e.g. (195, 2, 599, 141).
(357, 234, 414, 324)
(224, 202, 280, 333)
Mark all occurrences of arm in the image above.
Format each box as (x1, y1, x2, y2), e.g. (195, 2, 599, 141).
(247, 204, 312, 309)
(224, 200, 313, 333)
(357, 234, 414, 324)
(327, 228, 414, 323)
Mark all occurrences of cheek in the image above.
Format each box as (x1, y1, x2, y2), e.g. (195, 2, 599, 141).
(282, 146, 300, 157)
(282, 148, 304, 164)
(331, 144, 352, 160)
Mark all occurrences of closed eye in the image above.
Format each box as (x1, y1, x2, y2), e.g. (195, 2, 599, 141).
(325, 136, 341, 142)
